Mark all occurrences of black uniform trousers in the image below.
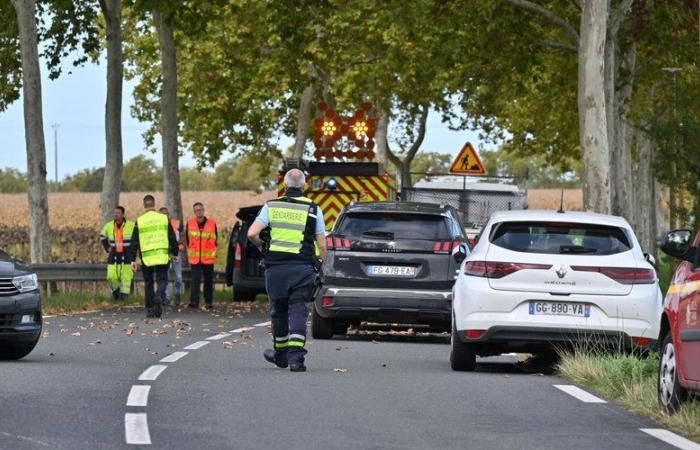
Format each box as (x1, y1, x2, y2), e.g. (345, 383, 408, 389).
(142, 264, 169, 312)
(190, 263, 214, 307)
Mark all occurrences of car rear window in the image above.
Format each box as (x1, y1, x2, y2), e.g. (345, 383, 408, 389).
(336, 212, 452, 240)
(490, 221, 632, 255)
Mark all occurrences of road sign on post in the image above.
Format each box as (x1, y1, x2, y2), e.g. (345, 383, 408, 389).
(449, 142, 485, 175)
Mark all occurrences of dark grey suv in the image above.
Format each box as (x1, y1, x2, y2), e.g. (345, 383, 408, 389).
(0, 250, 42, 359)
(312, 202, 466, 339)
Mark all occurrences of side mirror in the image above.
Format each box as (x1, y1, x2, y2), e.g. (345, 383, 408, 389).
(453, 243, 468, 264)
(644, 253, 656, 268)
(660, 229, 694, 261)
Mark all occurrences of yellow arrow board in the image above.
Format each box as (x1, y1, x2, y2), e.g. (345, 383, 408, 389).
(449, 142, 485, 175)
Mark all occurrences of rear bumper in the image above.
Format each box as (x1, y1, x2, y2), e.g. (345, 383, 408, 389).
(315, 286, 452, 325)
(0, 290, 42, 343)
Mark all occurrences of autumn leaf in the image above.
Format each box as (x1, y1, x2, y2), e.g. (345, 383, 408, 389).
(333, 368, 347, 373)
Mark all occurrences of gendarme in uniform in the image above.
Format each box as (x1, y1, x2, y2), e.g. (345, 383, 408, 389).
(252, 177, 325, 372)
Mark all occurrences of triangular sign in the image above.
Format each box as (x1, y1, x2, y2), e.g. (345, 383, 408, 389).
(449, 142, 485, 175)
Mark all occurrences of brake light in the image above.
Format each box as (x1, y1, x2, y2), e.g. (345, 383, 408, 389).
(327, 236, 350, 250)
(632, 337, 651, 346)
(234, 242, 242, 269)
(434, 240, 460, 253)
(326, 236, 334, 249)
(463, 261, 552, 278)
(467, 237, 476, 249)
(464, 329, 485, 339)
(570, 266, 656, 285)
(321, 296, 333, 308)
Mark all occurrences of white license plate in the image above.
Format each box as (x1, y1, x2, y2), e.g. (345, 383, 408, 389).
(529, 301, 590, 317)
(367, 265, 417, 277)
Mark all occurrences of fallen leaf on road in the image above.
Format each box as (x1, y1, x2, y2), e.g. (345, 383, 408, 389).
(89, 340, 101, 346)
(47, 352, 55, 357)
(335, 346, 343, 351)
(503, 374, 511, 379)
(333, 368, 347, 373)
(71, 331, 81, 337)
(380, 363, 387, 368)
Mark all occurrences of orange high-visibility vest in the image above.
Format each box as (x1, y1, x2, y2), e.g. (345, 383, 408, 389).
(187, 217, 217, 265)
(114, 223, 125, 253)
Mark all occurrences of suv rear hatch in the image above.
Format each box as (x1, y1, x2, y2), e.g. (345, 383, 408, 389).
(482, 221, 652, 296)
(327, 211, 460, 289)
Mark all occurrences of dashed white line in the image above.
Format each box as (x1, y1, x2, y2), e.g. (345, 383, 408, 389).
(184, 341, 210, 350)
(553, 385, 607, 403)
(206, 333, 232, 341)
(125, 413, 151, 445)
(126, 385, 151, 407)
(254, 321, 271, 327)
(640, 428, 700, 450)
(138, 365, 168, 381)
(229, 327, 254, 333)
(160, 351, 189, 363)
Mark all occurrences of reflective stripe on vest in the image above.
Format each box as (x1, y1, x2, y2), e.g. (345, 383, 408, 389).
(136, 211, 170, 266)
(101, 220, 135, 253)
(187, 217, 217, 265)
(268, 198, 313, 254)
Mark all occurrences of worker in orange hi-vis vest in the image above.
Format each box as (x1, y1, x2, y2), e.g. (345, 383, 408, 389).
(186, 202, 218, 309)
(159, 207, 184, 306)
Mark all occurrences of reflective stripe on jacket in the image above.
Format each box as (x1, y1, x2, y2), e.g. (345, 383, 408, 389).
(267, 196, 318, 258)
(187, 217, 217, 265)
(136, 211, 170, 266)
(100, 220, 135, 261)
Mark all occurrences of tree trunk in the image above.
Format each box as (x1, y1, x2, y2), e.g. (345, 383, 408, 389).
(400, 104, 429, 189)
(11, 0, 51, 263)
(154, 10, 182, 223)
(633, 127, 654, 254)
(292, 84, 314, 159)
(374, 109, 390, 169)
(578, 0, 611, 213)
(99, 0, 123, 224)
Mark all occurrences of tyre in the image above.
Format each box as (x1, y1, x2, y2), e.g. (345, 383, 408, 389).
(233, 287, 256, 302)
(450, 323, 477, 371)
(332, 320, 348, 336)
(311, 305, 334, 339)
(658, 332, 688, 414)
(0, 336, 40, 360)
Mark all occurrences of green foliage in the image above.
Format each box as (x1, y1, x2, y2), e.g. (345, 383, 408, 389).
(0, 167, 27, 193)
(121, 154, 162, 192)
(481, 144, 581, 188)
(60, 167, 106, 192)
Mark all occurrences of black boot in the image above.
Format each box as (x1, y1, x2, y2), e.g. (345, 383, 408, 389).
(289, 362, 307, 372)
(154, 301, 163, 318)
(263, 349, 288, 368)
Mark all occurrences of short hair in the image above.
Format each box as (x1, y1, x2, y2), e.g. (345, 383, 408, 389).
(284, 169, 305, 189)
(143, 195, 155, 207)
(115, 206, 125, 214)
(193, 202, 204, 209)
(159, 207, 168, 213)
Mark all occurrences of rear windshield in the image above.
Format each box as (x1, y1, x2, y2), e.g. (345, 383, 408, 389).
(490, 221, 632, 255)
(335, 212, 453, 240)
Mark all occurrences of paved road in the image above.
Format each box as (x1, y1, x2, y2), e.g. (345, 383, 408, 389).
(0, 304, 690, 450)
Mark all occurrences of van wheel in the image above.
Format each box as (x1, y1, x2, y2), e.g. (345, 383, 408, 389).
(450, 323, 476, 371)
(311, 306, 334, 339)
(658, 332, 687, 414)
(0, 336, 40, 360)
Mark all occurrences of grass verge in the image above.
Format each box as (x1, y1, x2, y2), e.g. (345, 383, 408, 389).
(558, 350, 700, 442)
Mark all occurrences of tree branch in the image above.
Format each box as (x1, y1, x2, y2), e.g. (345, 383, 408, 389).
(541, 39, 578, 52)
(405, 104, 429, 163)
(609, 0, 634, 35)
(504, 0, 579, 47)
(569, 0, 582, 10)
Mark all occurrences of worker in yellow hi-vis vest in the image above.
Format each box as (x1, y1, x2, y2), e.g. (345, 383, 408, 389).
(130, 195, 178, 319)
(99, 206, 135, 300)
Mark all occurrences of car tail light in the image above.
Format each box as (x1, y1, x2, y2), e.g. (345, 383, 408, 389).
(632, 337, 651, 346)
(327, 236, 350, 251)
(434, 240, 460, 253)
(326, 236, 334, 250)
(234, 242, 242, 269)
(464, 329, 485, 339)
(570, 266, 656, 285)
(463, 261, 551, 279)
(321, 296, 333, 308)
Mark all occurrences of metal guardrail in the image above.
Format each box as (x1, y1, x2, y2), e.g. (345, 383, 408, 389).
(30, 263, 227, 297)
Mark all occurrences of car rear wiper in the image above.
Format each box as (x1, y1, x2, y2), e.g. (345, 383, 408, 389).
(559, 245, 598, 254)
(362, 230, 394, 239)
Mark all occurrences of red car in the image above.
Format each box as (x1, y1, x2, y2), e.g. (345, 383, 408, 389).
(658, 229, 700, 413)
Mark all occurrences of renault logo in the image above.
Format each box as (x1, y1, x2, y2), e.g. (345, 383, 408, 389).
(556, 265, 568, 279)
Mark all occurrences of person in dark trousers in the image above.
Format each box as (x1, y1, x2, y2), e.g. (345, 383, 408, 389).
(159, 207, 184, 306)
(130, 195, 178, 319)
(186, 202, 218, 309)
(248, 169, 327, 372)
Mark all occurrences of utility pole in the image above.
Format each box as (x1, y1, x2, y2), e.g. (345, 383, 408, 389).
(51, 123, 59, 192)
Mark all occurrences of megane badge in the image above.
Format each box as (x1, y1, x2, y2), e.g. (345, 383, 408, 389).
(556, 265, 568, 279)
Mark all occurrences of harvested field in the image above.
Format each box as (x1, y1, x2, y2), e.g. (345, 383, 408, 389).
(527, 189, 583, 211)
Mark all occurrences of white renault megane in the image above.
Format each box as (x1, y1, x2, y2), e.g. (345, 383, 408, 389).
(450, 210, 662, 371)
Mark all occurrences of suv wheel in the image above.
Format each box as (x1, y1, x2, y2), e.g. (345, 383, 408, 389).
(450, 323, 476, 371)
(311, 305, 334, 339)
(0, 336, 40, 360)
(658, 332, 687, 414)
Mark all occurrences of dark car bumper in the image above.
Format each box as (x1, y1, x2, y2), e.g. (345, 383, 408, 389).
(315, 286, 452, 326)
(0, 290, 42, 343)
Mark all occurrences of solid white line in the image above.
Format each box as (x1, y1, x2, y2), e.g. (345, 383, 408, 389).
(184, 341, 210, 350)
(206, 333, 231, 341)
(125, 413, 151, 445)
(160, 351, 188, 363)
(138, 365, 168, 381)
(553, 385, 607, 403)
(254, 321, 271, 327)
(126, 385, 151, 407)
(229, 327, 254, 333)
(640, 428, 700, 450)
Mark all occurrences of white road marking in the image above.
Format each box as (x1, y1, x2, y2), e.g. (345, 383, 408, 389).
(138, 365, 167, 381)
(126, 385, 151, 407)
(553, 385, 607, 403)
(640, 428, 700, 450)
(125, 413, 151, 445)
(206, 333, 231, 341)
(184, 341, 210, 350)
(254, 321, 271, 327)
(229, 327, 254, 333)
(160, 351, 188, 363)
(0, 431, 50, 447)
